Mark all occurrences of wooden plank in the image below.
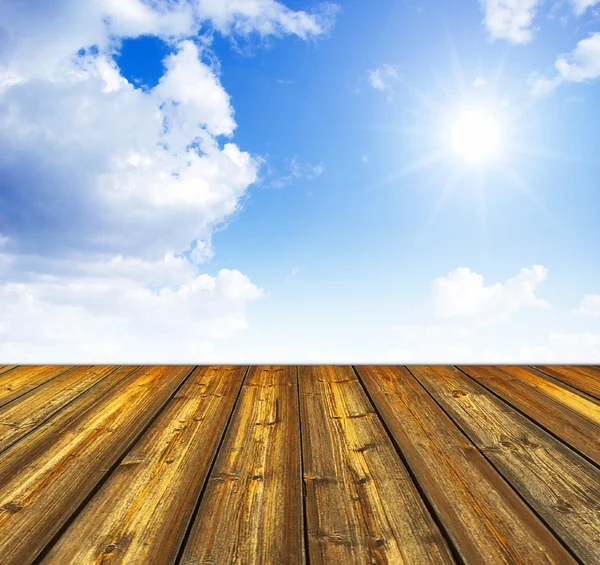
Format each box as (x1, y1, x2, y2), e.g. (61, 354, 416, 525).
(41, 366, 246, 565)
(356, 365, 576, 565)
(0, 367, 17, 376)
(411, 365, 600, 565)
(181, 366, 308, 565)
(298, 366, 455, 565)
(533, 366, 600, 400)
(0, 365, 193, 565)
(0, 366, 72, 407)
(0, 365, 119, 454)
(458, 365, 600, 465)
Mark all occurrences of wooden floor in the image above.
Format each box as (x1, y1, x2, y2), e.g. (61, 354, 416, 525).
(0, 365, 599, 564)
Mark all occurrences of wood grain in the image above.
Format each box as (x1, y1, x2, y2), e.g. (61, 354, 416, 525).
(0, 365, 119, 454)
(0, 366, 72, 407)
(41, 366, 246, 565)
(411, 365, 600, 564)
(299, 366, 455, 565)
(356, 365, 576, 565)
(181, 366, 306, 565)
(533, 366, 600, 400)
(0, 367, 17, 376)
(459, 365, 600, 465)
(0, 365, 192, 565)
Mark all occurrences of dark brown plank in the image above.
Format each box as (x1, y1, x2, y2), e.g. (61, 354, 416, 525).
(0, 365, 193, 565)
(533, 366, 600, 400)
(459, 365, 600, 465)
(0, 365, 119, 454)
(357, 365, 576, 564)
(411, 365, 600, 564)
(0, 366, 71, 407)
(181, 366, 307, 565)
(299, 366, 455, 565)
(41, 366, 246, 565)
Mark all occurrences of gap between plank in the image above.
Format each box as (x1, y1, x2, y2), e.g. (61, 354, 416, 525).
(0, 366, 76, 409)
(296, 366, 310, 565)
(526, 365, 600, 403)
(0, 365, 127, 456)
(408, 366, 584, 565)
(173, 365, 250, 565)
(31, 365, 199, 565)
(350, 365, 465, 565)
(455, 366, 600, 472)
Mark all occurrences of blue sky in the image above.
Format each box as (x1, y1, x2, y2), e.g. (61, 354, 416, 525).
(0, 0, 599, 362)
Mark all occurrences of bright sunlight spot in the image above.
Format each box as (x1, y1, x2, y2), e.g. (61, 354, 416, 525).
(448, 108, 502, 164)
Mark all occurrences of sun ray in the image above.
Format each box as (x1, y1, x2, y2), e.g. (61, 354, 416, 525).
(497, 166, 553, 219)
(417, 171, 463, 241)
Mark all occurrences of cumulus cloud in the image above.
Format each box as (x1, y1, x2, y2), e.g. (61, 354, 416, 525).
(367, 64, 399, 96)
(431, 265, 550, 322)
(0, 267, 263, 363)
(530, 33, 600, 95)
(0, 0, 335, 360)
(480, 0, 542, 44)
(572, 294, 600, 318)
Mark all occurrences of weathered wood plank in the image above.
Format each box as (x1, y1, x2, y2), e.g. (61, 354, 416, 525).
(356, 365, 576, 565)
(0, 365, 119, 454)
(0, 365, 192, 565)
(0, 366, 72, 407)
(41, 366, 246, 565)
(0, 367, 17, 376)
(459, 365, 600, 465)
(533, 366, 600, 400)
(181, 366, 307, 565)
(411, 365, 600, 565)
(299, 366, 455, 565)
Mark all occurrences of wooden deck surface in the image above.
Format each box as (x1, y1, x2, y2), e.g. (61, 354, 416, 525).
(0, 365, 599, 564)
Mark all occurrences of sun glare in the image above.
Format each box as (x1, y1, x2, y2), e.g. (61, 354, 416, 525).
(448, 108, 502, 164)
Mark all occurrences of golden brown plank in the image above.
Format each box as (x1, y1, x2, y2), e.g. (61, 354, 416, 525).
(0, 366, 71, 407)
(0, 365, 192, 565)
(357, 365, 576, 565)
(181, 366, 307, 565)
(533, 366, 600, 400)
(411, 365, 600, 564)
(458, 365, 600, 465)
(299, 366, 455, 565)
(0, 367, 17, 376)
(0, 365, 119, 454)
(41, 366, 246, 565)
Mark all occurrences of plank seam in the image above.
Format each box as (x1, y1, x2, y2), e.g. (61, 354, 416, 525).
(526, 365, 600, 402)
(31, 365, 199, 565)
(0, 365, 20, 377)
(351, 365, 466, 565)
(0, 365, 127, 456)
(411, 366, 584, 565)
(173, 365, 251, 565)
(0, 366, 82, 409)
(296, 366, 310, 565)
(456, 366, 600, 471)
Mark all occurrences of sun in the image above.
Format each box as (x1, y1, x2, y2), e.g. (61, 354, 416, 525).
(447, 108, 503, 165)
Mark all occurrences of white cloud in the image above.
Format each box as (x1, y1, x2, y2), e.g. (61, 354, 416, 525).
(473, 76, 488, 87)
(194, 0, 339, 39)
(431, 265, 550, 322)
(480, 0, 542, 44)
(572, 294, 600, 318)
(530, 32, 600, 95)
(268, 157, 324, 188)
(367, 64, 399, 94)
(0, 267, 262, 363)
(0, 0, 335, 359)
(571, 0, 600, 15)
(520, 333, 600, 362)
